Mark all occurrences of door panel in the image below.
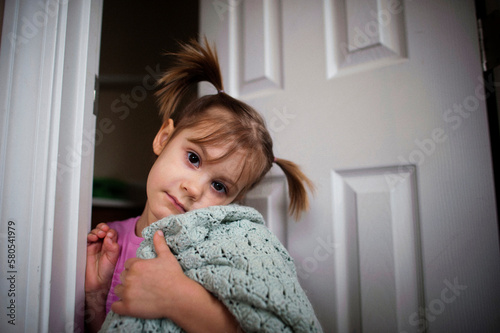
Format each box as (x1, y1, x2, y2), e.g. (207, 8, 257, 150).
(332, 166, 422, 332)
(201, 0, 500, 332)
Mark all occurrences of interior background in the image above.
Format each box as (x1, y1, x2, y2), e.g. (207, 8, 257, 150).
(92, 0, 199, 225)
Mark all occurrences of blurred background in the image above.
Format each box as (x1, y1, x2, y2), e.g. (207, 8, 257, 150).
(92, 0, 199, 226)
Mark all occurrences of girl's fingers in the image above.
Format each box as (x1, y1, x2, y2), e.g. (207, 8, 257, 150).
(123, 258, 139, 270)
(106, 228, 117, 242)
(114, 284, 123, 298)
(87, 224, 114, 241)
(88, 228, 104, 238)
(153, 230, 171, 258)
(95, 223, 110, 231)
(87, 233, 98, 242)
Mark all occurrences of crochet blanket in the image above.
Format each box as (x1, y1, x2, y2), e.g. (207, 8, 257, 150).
(99, 205, 321, 333)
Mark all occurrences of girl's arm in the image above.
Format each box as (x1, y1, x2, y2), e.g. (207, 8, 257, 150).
(112, 230, 241, 333)
(85, 290, 109, 333)
(85, 223, 120, 333)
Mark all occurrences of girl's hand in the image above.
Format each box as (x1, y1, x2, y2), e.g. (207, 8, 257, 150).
(85, 224, 119, 333)
(112, 230, 240, 333)
(85, 223, 120, 295)
(111, 230, 187, 319)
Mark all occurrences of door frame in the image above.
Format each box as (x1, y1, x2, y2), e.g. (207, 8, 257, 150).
(475, 0, 500, 234)
(0, 0, 102, 331)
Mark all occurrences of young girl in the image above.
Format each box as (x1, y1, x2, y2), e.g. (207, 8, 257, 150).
(86, 38, 319, 332)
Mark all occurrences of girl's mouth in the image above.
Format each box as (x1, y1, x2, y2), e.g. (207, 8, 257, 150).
(166, 193, 186, 213)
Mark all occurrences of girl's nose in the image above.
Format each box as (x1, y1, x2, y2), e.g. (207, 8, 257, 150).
(181, 176, 204, 200)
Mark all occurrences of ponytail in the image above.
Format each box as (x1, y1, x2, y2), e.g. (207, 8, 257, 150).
(155, 37, 224, 122)
(274, 158, 314, 220)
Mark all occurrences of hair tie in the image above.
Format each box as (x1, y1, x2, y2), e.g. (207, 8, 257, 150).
(218, 89, 224, 94)
(273, 157, 278, 163)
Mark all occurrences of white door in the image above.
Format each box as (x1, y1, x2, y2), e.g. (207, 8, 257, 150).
(201, 0, 500, 332)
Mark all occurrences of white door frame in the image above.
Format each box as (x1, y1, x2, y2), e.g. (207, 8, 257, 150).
(0, 0, 102, 332)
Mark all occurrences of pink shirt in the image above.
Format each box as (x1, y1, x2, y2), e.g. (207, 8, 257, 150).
(105, 216, 143, 314)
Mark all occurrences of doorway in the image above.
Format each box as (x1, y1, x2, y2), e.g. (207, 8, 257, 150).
(475, 0, 500, 232)
(92, 0, 199, 227)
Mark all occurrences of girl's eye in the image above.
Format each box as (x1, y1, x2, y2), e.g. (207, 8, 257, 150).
(212, 181, 227, 194)
(188, 152, 200, 167)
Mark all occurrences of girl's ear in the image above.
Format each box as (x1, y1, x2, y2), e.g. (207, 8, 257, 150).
(153, 119, 175, 155)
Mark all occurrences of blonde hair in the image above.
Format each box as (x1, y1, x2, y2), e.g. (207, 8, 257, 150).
(155, 38, 313, 219)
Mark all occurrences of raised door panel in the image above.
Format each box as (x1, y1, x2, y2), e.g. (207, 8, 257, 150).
(332, 166, 424, 333)
(240, 0, 282, 97)
(324, 0, 407, 78)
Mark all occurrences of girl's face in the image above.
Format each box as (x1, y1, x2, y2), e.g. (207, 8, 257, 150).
(144, 119, 249, 223)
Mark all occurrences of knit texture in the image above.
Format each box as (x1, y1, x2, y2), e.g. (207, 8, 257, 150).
(99, 205, 321, 332)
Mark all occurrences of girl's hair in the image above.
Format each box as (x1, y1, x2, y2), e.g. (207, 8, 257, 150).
(155, 37, 313, 219)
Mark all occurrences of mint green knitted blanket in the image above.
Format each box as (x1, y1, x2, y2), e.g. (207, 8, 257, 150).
(99, 205, 321, 332)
